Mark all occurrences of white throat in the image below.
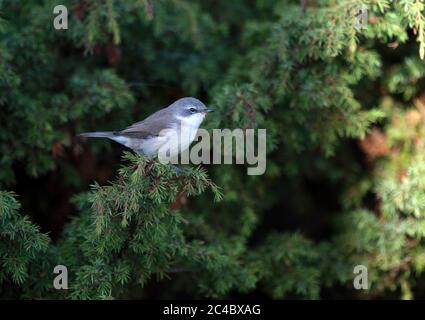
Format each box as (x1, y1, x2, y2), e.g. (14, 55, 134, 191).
(174, 113, 205, 150)
(176, 113, 206, 129)
(153, 113, 207, 160)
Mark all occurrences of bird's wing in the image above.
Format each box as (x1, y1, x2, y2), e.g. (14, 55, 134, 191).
(117, 108, 174, 139)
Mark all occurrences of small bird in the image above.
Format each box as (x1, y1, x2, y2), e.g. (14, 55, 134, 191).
(78, 97, 213, 159)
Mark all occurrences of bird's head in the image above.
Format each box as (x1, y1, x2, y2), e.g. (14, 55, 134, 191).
(171, 97, 213, 127)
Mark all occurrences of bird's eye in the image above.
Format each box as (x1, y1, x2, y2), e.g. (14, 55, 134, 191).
(189, 107, 196, 113)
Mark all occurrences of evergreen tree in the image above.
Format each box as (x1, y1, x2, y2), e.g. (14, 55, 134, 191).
(1, 0, 425, 299)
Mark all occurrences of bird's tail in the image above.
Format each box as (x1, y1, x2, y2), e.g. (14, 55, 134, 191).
(78, 131, 115, 138)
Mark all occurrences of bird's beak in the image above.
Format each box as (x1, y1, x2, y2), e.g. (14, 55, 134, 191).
(205, 108, 214, 113)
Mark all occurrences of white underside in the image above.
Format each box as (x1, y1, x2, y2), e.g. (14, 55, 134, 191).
(112, 113, 205, 158)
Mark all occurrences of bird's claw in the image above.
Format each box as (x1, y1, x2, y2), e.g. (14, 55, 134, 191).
(169, 164, 184, 175)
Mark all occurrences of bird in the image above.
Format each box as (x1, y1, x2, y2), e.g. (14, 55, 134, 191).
(78, 97, 213, 160)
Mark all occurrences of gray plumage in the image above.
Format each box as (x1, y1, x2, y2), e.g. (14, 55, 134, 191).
(78, 97, 212, 156)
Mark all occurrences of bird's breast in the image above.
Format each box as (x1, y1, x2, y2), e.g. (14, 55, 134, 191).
(177, 123, 198, 150)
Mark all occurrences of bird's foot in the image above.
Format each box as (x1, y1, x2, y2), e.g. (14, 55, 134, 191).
(169, 164, 185, 175)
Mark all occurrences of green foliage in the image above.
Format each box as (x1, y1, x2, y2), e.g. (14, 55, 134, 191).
(1, 0, 425, 299)
(26, 153, 223, 299)
(0, 191, 49, 287)
(251, 233, 324, 299)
